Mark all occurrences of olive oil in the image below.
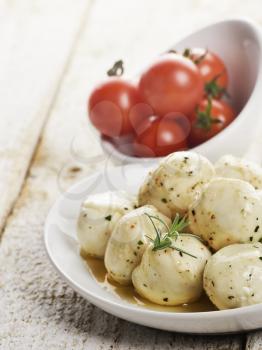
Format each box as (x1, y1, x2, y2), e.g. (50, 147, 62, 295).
(82, 253, 216, 313)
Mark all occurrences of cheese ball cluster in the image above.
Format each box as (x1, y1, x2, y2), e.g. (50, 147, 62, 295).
(188, 177, 262, 251)
(105, 205, 171, 285)
(77, 151, 262, 311)
(204, 243, 262, 310)
(138, 151, 215, 217)
(77, 191, 136, 258)
(215, 154, 262, 190)
(132, 235, 210, 305)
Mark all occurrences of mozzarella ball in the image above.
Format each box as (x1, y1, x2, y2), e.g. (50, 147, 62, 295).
(204, 243, 262, 310)
(189, 178, 262, 251)
(104, 205, 171, 285)
(215, 155, 262, 190)
(132, 236, 211, 305)
(138, 151, 215, 217)
(77, 191, 136, 258)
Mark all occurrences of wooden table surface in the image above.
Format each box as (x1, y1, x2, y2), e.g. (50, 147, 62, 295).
(1, 0, 262, 348)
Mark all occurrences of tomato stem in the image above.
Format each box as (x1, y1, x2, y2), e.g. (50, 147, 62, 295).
(107, 60, 124, 77)
(205, 72, 229, 98)
(183, 48, 191, 58)
(193, 48, 208, 64)
(182, 48, 208, 65)
(167, 49, 177, 54)
(195, 97, 222, 131)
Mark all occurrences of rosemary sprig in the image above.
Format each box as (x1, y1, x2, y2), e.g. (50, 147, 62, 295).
(145, 213, 198, 258)
(169, 214, 188, 239)
(145, 214, 170, 233)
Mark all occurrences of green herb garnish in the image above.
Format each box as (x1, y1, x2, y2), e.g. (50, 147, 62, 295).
(145, 213, 199, 258)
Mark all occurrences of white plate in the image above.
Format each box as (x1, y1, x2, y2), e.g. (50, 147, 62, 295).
(44, 164, 262, 334)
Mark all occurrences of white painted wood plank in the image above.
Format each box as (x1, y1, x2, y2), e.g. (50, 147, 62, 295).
(246, 331, 262, 350)
(0, 0, 91, 235)
(2, 0, 262, 348)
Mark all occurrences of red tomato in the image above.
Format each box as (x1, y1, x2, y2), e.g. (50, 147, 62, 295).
(189, 98, 235, 147)
(133, 113, 190, 157)
(188, 48, 228, 98)
(128, 103, 154, 134)
(88, 79, 142, 137)
(138, 55, 204, 117)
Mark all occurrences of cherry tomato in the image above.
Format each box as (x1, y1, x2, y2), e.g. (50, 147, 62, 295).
(138, 55, 204, 117)
(128, 103, 154, 134)
(187, 48, 228, 98)
(88, 79, 142, 137)
(133, 113, 190, 157)
(189, 98, 235, 147)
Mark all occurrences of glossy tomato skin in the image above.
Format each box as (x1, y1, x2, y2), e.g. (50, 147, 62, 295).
(190, 48, 228, 95)
(133, 113, 190, 157)
(88, 79, 142, 137)
(189, 99, 235, 147)
(138, 55, 204, 117)
(128, 102, 155, 134)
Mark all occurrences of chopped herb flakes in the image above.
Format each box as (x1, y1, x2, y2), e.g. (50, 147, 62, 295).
(105, 215, 112, 221)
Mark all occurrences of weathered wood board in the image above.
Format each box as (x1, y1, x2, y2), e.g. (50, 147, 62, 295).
(1, 0, 262, 348)
(0, 0, 91, 235)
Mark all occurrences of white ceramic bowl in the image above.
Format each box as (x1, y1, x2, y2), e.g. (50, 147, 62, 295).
(101, 18, 262, 164)
(45, 164, 262, 334)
